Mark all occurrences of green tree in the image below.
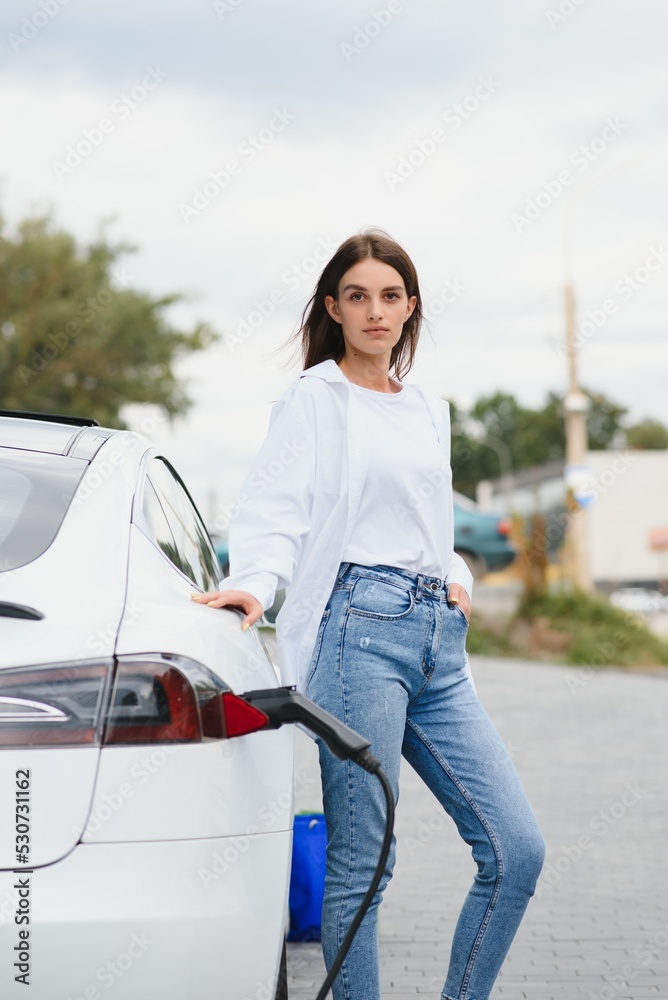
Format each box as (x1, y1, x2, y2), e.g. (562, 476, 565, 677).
(585, 391, 627, 450)
(625, 418, 668, 450)
(471, 390, 566, 468)
(450, 398, 504, 498)
(450, 388, 636, 498)
(0, 215, 218, 427)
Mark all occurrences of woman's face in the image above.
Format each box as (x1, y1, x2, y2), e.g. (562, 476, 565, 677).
(324, 258, 416, 363)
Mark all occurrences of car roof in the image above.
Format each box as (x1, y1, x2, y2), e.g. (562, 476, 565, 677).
(0, 411, 116, 461)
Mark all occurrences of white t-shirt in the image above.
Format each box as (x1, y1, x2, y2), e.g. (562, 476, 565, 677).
(342, 377, 455, 579)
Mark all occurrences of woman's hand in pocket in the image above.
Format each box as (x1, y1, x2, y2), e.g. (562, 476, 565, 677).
(447, 583, 471, 622)
(191, 589, 264, 630)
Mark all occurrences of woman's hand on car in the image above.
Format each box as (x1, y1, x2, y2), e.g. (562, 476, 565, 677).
(191, 589, 264, 630)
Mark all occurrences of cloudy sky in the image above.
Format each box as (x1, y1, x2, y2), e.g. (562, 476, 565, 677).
(2, 0, 666, 522)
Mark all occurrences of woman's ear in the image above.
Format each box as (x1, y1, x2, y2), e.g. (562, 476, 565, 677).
(324, 295, 342, 324)
(404, 295, 417, 322)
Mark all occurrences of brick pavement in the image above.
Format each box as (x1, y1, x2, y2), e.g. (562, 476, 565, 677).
(286, 656, 668, 999)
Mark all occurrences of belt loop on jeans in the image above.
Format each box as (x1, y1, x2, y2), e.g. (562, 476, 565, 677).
(337, 561, 351, 585)
(415, 573, 424, 603)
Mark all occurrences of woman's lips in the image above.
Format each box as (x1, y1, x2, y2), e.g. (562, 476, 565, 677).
(364, 328, 389, 335)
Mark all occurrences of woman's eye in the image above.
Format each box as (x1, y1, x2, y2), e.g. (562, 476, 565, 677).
(349, 292, 364, 301)
(386, 292, 399, 300)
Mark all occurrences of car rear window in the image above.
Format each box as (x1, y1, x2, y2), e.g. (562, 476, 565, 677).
(0, 450, 88, 571)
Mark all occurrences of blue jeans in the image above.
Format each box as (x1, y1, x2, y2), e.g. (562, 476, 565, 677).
(306, 562, 545, 1000)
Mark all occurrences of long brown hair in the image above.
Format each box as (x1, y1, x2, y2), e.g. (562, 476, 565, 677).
(283, 228, 423, 381)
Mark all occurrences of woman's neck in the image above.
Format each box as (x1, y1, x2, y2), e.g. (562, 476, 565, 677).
(336, 357, 400, 394)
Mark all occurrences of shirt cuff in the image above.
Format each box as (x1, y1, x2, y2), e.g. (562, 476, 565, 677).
(445, 562, 474, 601)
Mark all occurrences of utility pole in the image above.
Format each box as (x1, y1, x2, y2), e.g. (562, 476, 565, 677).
(559, 156, 649, 595)
(563, 281, 592, 593)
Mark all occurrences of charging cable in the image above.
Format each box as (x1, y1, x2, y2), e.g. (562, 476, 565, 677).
(240, 687, 395, 1000)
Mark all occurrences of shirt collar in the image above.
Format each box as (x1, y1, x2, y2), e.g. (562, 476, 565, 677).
(300, 358, 347, 382)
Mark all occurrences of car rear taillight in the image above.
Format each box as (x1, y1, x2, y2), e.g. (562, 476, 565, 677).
(497, 519, 511, 536)
(103, 662, 202, 744)
(0, 661, 111, 748)
(102, 655, 269, 745)
(0, 654, 271, 748)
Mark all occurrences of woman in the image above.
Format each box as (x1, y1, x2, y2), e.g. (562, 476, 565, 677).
(193, 230, 545, 1000)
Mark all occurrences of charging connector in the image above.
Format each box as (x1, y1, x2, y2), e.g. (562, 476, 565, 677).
(241, 686, 377, 768)
(238, 686, 394, 999)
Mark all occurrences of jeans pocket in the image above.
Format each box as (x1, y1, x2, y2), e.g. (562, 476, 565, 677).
(348, 576, 415, 620)
(306, 607, 332, 689)
(451, 602, 470, 628)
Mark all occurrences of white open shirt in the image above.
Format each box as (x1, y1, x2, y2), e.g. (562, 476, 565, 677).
(217, 358, 474, 695)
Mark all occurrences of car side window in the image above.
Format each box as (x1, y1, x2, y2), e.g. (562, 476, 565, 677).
(142, 477, 180, 567)
(144, 458, 221, 592)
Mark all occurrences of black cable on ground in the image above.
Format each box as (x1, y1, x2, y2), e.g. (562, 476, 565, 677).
(314, 751, 395, 1000)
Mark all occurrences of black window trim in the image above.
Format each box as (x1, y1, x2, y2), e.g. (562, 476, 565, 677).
(132, 450, 221, 592)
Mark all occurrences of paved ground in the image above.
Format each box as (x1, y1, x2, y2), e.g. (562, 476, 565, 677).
(285, 655, 668, 999)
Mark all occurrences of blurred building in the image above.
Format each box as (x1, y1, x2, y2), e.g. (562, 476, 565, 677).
(479, 450, 668, 589)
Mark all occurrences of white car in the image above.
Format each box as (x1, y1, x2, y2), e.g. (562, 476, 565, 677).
(609, 587, 668, 616)
(0, 412, 294, 1000)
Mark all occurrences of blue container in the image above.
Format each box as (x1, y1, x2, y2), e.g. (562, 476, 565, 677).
(287, 812, 328, 942)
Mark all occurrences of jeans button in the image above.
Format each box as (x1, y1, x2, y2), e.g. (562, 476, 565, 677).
(430, 581, 438, 590)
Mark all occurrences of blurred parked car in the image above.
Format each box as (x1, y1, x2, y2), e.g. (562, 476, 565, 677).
(213, 535, 230, 576)
(609, 587, 668, 616)
(0, 411, 292, 1000)
(453, 491, 517, 579)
